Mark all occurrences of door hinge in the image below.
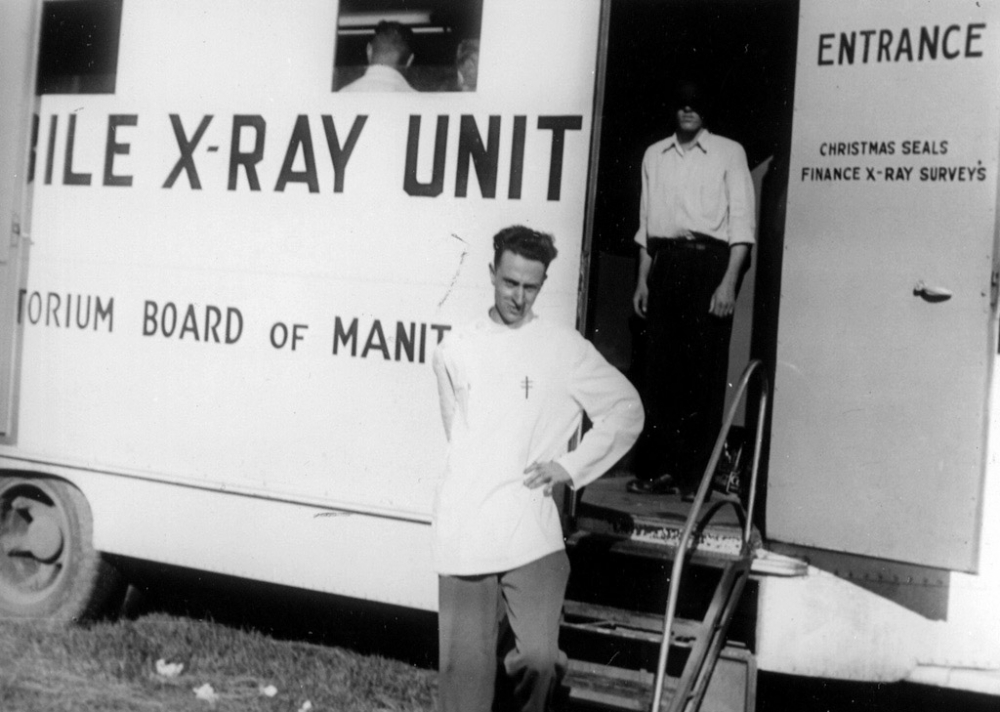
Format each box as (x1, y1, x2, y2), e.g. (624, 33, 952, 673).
(10, 215, 29, 248)
(991, 263, 1000, 309)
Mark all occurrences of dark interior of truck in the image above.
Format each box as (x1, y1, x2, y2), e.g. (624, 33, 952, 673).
(332, 0, 483, 92)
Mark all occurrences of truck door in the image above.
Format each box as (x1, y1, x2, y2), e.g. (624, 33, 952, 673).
(0, 0, 40, 438)
(768, 0, 999, 571)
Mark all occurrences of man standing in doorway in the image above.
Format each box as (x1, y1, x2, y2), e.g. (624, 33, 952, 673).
(339, 20, 416, 92)
(432, 225, 643, 711)
(628, 79, 755, 500)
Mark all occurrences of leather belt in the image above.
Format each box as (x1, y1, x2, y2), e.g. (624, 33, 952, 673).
(647, 234, 725, 253)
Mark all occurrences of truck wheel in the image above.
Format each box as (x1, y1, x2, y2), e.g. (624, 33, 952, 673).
(0, 476, 122, 623)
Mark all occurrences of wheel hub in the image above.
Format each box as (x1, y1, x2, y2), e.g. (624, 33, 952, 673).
(2, 496, 65, 562)
(0, 484, 69, 605)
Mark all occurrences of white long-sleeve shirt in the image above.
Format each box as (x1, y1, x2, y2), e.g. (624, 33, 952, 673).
(339, 65, 416, 93)
(431, 314, 644, 575)
(634, 129, 756, 247)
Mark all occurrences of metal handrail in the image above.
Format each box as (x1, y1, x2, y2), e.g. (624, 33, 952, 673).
(650, 359, 770, 712)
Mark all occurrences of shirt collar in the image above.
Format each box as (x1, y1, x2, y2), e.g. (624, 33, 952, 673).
(365, 64, 411, 85)
(484, 308, 538, 331)
(663, 128, 711, 154)
(363, 64, 416, 91)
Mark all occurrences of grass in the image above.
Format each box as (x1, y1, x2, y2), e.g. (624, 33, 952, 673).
(4, 584, 1000, 712)
(0, 601, 437, 712)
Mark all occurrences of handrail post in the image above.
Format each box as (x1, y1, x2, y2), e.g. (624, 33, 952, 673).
(649, 360, 769, 712)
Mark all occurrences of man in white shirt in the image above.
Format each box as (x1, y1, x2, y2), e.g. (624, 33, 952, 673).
(628, 79, 755, 500)
(339, 21, 416, 93)
(432, 225, 643, 712)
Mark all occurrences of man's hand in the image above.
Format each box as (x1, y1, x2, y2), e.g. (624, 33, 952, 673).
(523, 461, 572, 496)
(709, 243, 750, 318)
(633, 282, 649, 318)
(709, 280, 737, 317)
(633, 247, 652, 319)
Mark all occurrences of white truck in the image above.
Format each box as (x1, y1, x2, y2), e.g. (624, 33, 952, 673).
(1, 0, 998, 703)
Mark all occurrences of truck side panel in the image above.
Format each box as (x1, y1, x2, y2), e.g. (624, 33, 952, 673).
(0, 0, 603, 606)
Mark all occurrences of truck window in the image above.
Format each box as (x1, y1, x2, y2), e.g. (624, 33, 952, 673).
(332, 0, 483, 92)
(36, 0, 123, 95)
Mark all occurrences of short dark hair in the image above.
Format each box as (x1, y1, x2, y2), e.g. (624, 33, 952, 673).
(493, 225, 558, 268)
(370, 21, 414, 65)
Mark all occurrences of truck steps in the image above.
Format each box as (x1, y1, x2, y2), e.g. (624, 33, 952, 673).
(563, 659, 666, 711)
(562, 647, 757, 712)
(558, 361, 769, 712)
(561, 600, 701, 647)
(564, 527, 748, 569)
(559, 551, 753, 712)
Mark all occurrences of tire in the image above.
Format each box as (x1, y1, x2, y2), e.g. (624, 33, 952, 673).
(0, 475, 123, 623)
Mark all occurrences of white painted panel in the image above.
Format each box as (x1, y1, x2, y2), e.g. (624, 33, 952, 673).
(769, 0, 999, 570)
(0, 0, 603, 603)
(60, 466, 437, 610)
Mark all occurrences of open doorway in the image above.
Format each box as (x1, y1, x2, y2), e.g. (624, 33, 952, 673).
(586, 0, 798, 401)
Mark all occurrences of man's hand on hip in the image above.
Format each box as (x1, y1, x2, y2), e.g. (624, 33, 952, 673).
(524, 461, 572, 496)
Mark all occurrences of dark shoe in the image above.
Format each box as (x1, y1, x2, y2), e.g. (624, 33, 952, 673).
(712, 470, 739, 494)
(714, 438, 747, 495)
(627, 474, 679, 495)
(681, 488, 711, 503)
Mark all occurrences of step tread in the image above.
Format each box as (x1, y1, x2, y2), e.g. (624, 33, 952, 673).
(563, 659, 680, 711)
(566, 527, 750, 568)
(562, 600, 704, 646)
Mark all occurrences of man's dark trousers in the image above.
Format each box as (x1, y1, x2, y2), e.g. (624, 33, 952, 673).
(437, 550, 570, 712)
(635, 237, 737, 492)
